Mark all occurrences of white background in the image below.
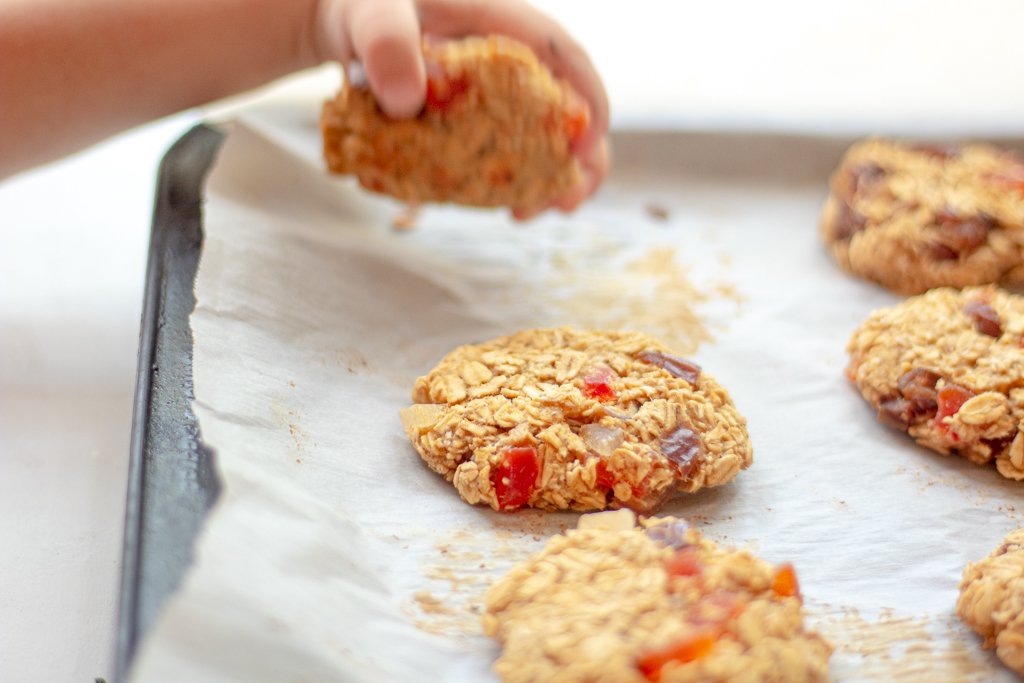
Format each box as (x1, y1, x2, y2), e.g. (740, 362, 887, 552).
(5, 1, 1024, 679)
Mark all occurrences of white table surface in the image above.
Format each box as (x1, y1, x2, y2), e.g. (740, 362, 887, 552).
(6, 1, 1024, 679)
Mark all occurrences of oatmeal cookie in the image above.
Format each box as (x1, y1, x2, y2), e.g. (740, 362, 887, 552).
(321, 35, 586, 211)
(483, 511, 832, 683)
(957, 529, 1024, 675)
(399, 328, 752, 513)
(846, 286, 1024, 479)
(820, 139, 1024, 294)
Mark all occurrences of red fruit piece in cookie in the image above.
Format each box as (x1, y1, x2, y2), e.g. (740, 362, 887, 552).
(772, 563, 801, 599)
(936, 384, 976, 440)
(638, 630, 719, 682)
(665, 546, 703, 578)
(582, 366, 617, 401)
(424, 59, 469, 112)
(493, 446, 539, 509)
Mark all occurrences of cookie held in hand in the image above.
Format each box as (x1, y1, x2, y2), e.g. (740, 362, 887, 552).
(483, 512, 831, 683)
(400, 328, 752, 513)
(321, 35, 586, 211)
(847, 286, 1024, 479)
(820, 139, 1024, 294)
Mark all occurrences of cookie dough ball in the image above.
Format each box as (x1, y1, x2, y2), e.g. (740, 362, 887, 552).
(957, 529, 1024, 675)
(820, 139, 1024, 294)
(399, 328, 752, 513)
(321, 35, 586, 211)
(483, 512, 832, 683)
(847, 286, 1024, 479)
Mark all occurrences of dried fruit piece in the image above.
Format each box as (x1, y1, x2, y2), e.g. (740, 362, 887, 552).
(594, 459, 617, 490)
(660, 423, 704, 478)
(561, 88, 590, 144)
(772, 563, 801, 599)
(424, 59, 469, 112)
(937, 383, 976, 425)
(898, 368, 941, 416)
(580, 423, 624, 457)
(852, 162, 887, 188)
(983, 434, 1015, 457)
(911, 142, 961, 160)
(963, 299, 1002, 337)
(878, 397, 914, 431)
(646, 520, 691, 549)
(833, 200, 868, 240)
(928, 242, 959, 261)
(935, 210, 993, 256)
(638, 630, 718, 682)
(637, 350, 702, 385)
(582, 366, 617, 401)
(493, 446, 539, 509)
(623, 474, 678, 515)
(665, 546, 703, 577)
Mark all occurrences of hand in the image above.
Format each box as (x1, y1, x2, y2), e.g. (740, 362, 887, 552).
(315, 0, 610, 217)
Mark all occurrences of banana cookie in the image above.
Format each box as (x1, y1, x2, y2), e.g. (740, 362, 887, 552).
(321, 35, 586, 211)
(399, 328, 751, 513)
(820, 139, 1024, 294)
(483, 511, 832, 683)
(957, 529, 1024, 675)
(847, 286, 1024, 479)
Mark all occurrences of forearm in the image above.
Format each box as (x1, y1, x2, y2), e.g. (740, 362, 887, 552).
(0, 0, 321, 177)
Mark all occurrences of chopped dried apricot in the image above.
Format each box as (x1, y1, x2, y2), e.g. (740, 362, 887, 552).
(493, 446, 539, 509)
(582, 366, 617, 401)
(937, 384, 976, 421)
(424, 60, 469, 113)
(562, 90, 590, 144)
(637, 351, 701, 385)
(665, 546, 703, 577)
(594, 459, 616, 490)
(638, 629, 718, 682)
(772, 563, 801, 599)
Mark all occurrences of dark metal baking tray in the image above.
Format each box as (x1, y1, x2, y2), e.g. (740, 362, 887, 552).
(114, 123, 225, 683)
(111, 123, 1024, 682)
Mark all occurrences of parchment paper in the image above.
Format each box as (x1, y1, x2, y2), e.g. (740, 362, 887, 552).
(130, 109, 1024, 682)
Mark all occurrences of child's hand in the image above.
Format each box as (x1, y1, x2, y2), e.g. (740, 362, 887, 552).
(316, 0, 610, 217)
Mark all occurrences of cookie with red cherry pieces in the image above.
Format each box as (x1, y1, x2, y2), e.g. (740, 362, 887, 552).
(483, 511, 832, 683)
(321, 35, 586, 211)
(820, 139, 1024, 295)
(958, 529, 1024, 676)
(399, 328, 751, 513)
(847, 286, 1024, 479)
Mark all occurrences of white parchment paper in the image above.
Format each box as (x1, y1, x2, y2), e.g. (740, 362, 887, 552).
(130, 110, 1023, 682)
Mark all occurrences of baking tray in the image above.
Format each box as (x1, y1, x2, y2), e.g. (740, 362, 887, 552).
(115, 123, 226, 683)
(114, 122, 1024, 681)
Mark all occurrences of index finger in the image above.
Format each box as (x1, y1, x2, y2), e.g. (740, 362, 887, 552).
(415, 0, 609, 153)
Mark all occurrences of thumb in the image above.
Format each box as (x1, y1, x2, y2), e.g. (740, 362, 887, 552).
(346, 0, 425, 118)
